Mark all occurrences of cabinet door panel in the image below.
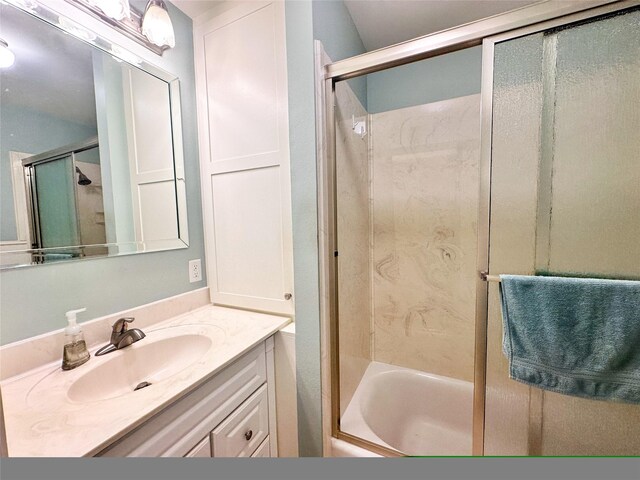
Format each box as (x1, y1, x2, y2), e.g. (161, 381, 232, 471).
(122, 66, 178, 246)
(195, 1, 293, 315)
(211, 168, 286, 303)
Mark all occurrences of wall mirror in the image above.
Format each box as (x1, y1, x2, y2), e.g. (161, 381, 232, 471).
(0, 0, 188, 269)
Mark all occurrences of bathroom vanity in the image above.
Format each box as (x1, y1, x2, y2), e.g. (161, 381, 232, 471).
(98, 338, 275, 457)
(0, 305, 290, 457)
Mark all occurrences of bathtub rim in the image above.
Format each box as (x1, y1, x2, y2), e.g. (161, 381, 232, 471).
(340, 361, 474, 457)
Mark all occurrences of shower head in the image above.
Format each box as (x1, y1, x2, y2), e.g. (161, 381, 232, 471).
(75, 166, 92, 186)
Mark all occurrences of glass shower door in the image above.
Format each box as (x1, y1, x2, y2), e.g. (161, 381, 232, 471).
(485, 7, 640, 455)
(333, 49, 482, 456)
(33, 155, 80, 248)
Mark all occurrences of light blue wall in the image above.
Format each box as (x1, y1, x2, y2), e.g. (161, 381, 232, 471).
(0, 3, 206, 345)
(291, 3, 482, 458)
(0, 105, 97, 241)
(286, 0, 323, 457)
(310, 2, 481, 115)
(312, 0, 367, 108)
(367, 46, 482, 113)
(286, 0, 372, 457)
(75, 146, 100, 164)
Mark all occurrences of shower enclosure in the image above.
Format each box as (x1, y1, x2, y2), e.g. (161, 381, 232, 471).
(318, 1, 640, 456)
(23, 138, 107, 260)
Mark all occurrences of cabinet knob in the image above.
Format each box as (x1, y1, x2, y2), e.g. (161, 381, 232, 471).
(284, 293, 292, 300)
(244, 430, 253, 441)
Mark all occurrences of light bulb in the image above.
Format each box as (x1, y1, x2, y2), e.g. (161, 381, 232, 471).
(110, 45, 142, 66)
(0, 40, 15, 69)
(11, 0, 39, 12)
(59, 17, 97, 42)
(87, 0, 130, 21)
(141, 0, 175, 49)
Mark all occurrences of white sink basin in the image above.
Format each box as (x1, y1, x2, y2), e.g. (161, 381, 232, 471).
(68, 334, 212, 403)
(27, 324, 224, 405)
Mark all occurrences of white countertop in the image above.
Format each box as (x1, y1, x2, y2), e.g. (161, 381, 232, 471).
(0, 305, 290, 457)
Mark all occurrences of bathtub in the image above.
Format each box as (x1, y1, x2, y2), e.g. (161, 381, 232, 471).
(338, 361, 473, 456)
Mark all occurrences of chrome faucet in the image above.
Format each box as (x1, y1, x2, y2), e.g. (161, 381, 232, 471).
(95, 317, 146, 356)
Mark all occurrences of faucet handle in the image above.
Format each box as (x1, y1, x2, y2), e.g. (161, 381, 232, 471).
(112, 317, 135, 334)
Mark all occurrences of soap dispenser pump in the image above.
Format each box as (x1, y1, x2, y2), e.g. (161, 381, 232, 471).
(62, 308, 90, 370)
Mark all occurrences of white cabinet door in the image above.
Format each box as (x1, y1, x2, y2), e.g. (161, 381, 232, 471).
(122, 66, 179, 247)
(195, 1, 294, 315)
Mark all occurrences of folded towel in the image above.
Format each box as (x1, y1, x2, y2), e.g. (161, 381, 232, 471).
(499, 275, 640, 404)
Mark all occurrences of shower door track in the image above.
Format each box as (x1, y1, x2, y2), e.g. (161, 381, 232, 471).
(317, 0, 639, 457)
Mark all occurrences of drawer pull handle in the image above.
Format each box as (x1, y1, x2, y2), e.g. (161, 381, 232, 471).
(244, 430, 253, 441)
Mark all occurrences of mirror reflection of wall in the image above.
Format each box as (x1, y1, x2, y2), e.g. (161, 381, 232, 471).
(0, 2, 186, 268)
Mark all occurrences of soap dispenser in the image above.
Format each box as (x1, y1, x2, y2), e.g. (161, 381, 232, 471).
(62, 308, 90, 370)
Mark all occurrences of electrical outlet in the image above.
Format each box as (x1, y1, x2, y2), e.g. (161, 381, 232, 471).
(189, 259, 202, 283)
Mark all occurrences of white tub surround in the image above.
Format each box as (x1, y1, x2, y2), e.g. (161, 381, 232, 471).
(0, 305, 290, 457)
(340, 362, 473, 456)
(370, 94, 480, 381)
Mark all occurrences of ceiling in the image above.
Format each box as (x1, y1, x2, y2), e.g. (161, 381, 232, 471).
(171, 0, 221, 19)
(169, 0, 543, 49)
(344, 0, 541, 51)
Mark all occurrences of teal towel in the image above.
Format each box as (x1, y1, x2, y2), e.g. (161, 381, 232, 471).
(499, 275, 640, 404)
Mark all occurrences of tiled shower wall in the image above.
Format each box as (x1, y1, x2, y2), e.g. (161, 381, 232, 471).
(370, 95, 481, 382)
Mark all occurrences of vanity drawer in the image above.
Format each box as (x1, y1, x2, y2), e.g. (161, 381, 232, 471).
(184, 436, 211, 458)
(251, 437, 270, 457)
(212, 384, 269, 457)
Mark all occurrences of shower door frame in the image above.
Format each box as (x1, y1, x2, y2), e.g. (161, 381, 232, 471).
(317, 0, 638, 457)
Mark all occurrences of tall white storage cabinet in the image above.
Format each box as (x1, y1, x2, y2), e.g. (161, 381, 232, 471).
(122, 66, 181, 247)
(194, 1, 294, 316)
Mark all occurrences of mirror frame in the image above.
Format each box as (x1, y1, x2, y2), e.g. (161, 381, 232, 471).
(1, 0, 189, 269)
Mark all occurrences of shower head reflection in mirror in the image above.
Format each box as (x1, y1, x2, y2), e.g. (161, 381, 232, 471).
(0, 1, 188, 269)
(75, 167, 93, 186)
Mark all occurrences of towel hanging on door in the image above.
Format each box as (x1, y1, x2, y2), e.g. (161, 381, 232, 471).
(499, 274, 640, 404)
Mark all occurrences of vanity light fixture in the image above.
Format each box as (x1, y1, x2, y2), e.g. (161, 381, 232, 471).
(66, 0, 173, 55)
(0, 39, 15, 68)
(141, 0, 175, 49)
